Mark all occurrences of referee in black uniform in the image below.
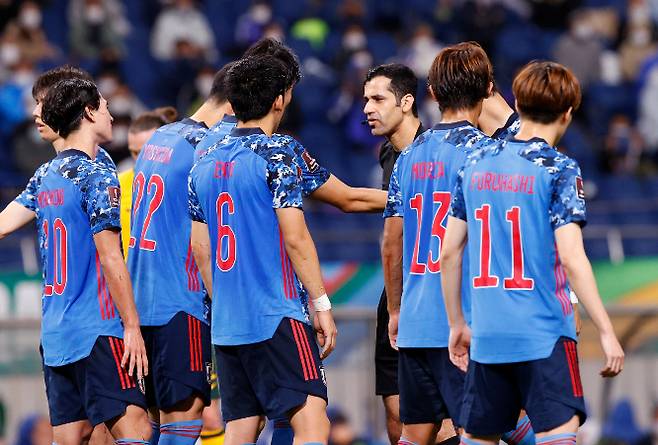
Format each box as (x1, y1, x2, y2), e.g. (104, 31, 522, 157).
(363, 64, 424, 445)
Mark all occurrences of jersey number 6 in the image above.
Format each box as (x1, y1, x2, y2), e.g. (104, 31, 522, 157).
(216, 192, 236, 271)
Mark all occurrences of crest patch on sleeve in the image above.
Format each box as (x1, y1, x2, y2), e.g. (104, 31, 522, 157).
(301, 151, 319, 172)
(575, 176, 585, 200)
(108, 186, 121, 207)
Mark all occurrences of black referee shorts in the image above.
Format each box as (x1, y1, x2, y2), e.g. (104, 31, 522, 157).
(375, 289, 399, 397)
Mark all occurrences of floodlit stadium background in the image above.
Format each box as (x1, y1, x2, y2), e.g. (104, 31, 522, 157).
(0, 0, 657, 444)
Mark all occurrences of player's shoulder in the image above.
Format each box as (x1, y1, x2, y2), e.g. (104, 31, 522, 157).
(516, 139, 579, 176)
(55, 150, 118, 191)
(159, 118, 209, 148)
(95, 147, 116, 169)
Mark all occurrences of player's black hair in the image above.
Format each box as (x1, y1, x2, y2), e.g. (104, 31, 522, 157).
(242, 37, 301, 87)
(208, 62, 235, 104)
(226, 55, 291, 122)
(364, 63, 419, 117)
(42, 78, 101, 138)
(32, 65, 93, 101)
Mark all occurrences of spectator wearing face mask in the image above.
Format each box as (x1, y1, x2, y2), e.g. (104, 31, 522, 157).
(68, 0, 129, 60)
(235, 1, 274, 49)
(151, 0, 217, 62)
(1, 2, 56, 63)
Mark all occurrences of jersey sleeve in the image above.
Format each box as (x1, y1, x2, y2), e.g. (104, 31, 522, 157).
(450, 166, 468, 221)
(14, 162, 49, 211)
(383, 158, 403, 218)
(187, 168, 206, 223)
(266, 148, 304, 209)
(549, 158, 587, 230)
(290, 139, 330, 196)
(96, 147, 117, 171)
(83, 166, 122, 235)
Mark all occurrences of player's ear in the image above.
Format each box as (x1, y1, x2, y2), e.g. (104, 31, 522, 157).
(563, 107, 573, 124)
(83, 106, 96, 123)
(428, 84, 437, 102)
(488, 81, 494, 97)
(400, 94, 414, 114)
(514, 99, 519, 113)
(273, 94, 284, 112)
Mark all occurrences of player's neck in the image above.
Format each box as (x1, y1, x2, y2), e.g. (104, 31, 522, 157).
(190, 100, 229, 127)
(388, 117, 421, 152)
(60, 130, 98, 160)
(52, 138, 66, 153)
(237, 115, 276, 137)
(440, 106, 481, 128)
(515, 121, 560, 146)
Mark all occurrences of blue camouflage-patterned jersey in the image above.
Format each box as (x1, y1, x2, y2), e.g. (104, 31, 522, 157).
(195, 115, 238, 161)
(451, 136, 585, 363)
(15, 147, 116, 213)
(383, 122, 484, 347)
(188, 127, 310, 346)
(29, 149, 123, 366)
(491, 112, 521, 141)
(128, 118, 210, 327)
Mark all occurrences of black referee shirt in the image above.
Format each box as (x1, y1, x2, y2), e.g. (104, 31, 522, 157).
(378, 124, 424, 191)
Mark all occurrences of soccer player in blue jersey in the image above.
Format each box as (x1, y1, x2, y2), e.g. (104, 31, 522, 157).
(188, 55, 337, 445)
(441, 61, 624, 445)
(0, 66, 116, 247)
(381, 42, 497, 445)
(21, 77, 151, 445)
(127, 63, 234, 445)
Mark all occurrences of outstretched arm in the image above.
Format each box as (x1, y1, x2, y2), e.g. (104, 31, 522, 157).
(310, 175, 387, 213)
(0, 202, 36, 240)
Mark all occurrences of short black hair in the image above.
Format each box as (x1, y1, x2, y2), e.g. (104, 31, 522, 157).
(364, 63, 419, 117)
(208, 62, 235, 104)
(242, 38, 301, 87)
(226, 55, 291, 122)
(32, 65, 93, 101)
(42, 78, 101, 138)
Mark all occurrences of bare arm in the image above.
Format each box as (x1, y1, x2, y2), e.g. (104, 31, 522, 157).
(381, 217, 403, 349)
(440, 216, 470, 371)
(94, 229, 148, 378)
(0, 202, 36, 239)
(555, 223, 624, 376)
(276, 207, 336, 357)
(478, 92, 514, 137)
(191, 221, 213, 298)
(310, 174, 387, 213)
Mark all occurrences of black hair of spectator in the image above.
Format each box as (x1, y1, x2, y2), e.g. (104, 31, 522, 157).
(42, 79, 101, 138)
(32, 65, 93, 101)
(365, 63, 419, 117)
(226, 55, 291, 122)
(209, 62, 235, 104)
(242, 37, 301, 87)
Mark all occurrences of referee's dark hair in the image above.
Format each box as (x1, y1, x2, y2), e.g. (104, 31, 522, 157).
(226, 55, 291, 122)
(364, 63, 419, 117)
(42, 78, 101, 138)
(32, 65, 93, 101)
(208, 62, 235, 104)
(242, 37, 301, 88)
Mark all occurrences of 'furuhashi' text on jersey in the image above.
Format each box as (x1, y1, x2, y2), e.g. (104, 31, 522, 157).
(383, 121, 487, 348)
(16, 149, 123, 366)
(451, 137, 585, 363)
(188, 128, 311, 346)
(127, 118, 210, 326)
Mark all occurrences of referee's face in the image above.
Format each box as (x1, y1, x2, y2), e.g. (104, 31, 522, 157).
(363, 76, 403, 137)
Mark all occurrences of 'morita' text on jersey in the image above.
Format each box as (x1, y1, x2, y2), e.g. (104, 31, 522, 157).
(411, 161, 445, 180)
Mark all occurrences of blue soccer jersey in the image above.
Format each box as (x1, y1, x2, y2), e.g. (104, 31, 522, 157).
(127, 118, 210, 326)
(451, 137, 585, 364)
(195, 115, 238, 162)
(491, 113, 520, 141)
(188, 128, 312, 346)
(383, 122, 488, 348)
(16, 149, 124, 366)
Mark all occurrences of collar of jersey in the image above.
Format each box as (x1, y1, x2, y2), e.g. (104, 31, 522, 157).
(181, 117, 208, 129)
(222, 115, 238, 124)
(56, 148, 91, 160)
(509, 136, 548, 145)
(230, 127, 265, 137)
(432, 120, 471, 130)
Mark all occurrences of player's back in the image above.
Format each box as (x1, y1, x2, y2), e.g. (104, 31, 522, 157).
(456, 137, 582, 363)
(36, 149, 123, 366)
(128, 118, 209, 326)
(189, 128, 308, 346)
(386, 122, 484, 348)
(195, 115, 238, 161)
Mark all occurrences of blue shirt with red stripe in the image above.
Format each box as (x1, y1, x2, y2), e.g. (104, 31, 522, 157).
(188, 127, 310, 346)
(451, 136, 585, 363)
(21, 149, 124, 366)
(128, 118, 210, 327)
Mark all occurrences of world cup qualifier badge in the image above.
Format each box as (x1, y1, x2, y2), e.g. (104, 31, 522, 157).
(319, 364, 327, 386)
(137, 377, 146, 395)
(301, 151, 320, 173)
(206, 362, 214, 384)
(575, 176, 585, 200)
(108, 186, 121, 208)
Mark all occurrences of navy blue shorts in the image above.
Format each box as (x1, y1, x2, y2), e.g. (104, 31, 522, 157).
(142, 311, 212, 409)
(461, 337, 587, 436)
(42, 336, 147, 427)
(215, 317, 328, 422)
(398, 347, 465, 425)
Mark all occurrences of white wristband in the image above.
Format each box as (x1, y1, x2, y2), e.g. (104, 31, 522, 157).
(312, 294, 332, 312)
(570, 291, 579, 304)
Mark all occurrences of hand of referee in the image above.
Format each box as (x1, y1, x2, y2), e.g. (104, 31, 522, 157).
(121, 325, 149, 379)
(314, 310, 337, 359)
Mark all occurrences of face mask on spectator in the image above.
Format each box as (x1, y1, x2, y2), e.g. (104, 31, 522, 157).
(195, 74, 214, 98)
(572, 22, 594, 40)
(20, 8, 42, 29)
(630, 28, 651, 46)
(109, 96, 133, 117)
(112, 125, 129, 147)
(13, 69, 36, 88)
(0, 43, 20, 66)
(84, 5, 105, 24)
(250, 4, 272, 24)
(343, 31, 366, 51)
(98, 77, 119, 97)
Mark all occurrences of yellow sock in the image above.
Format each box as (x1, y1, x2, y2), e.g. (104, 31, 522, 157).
(200, 429, 224, 445)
